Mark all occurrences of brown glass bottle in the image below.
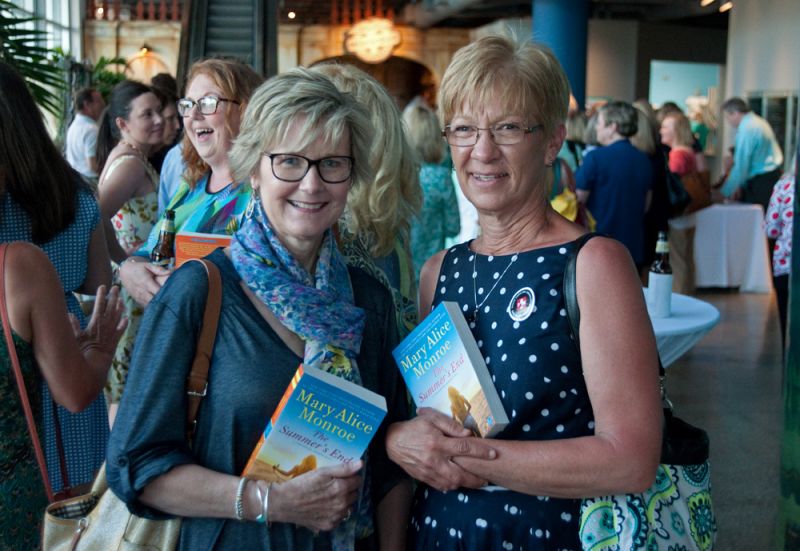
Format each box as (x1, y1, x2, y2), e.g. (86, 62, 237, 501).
(150, 209, 176, 267)
(648, 231, 673, 318)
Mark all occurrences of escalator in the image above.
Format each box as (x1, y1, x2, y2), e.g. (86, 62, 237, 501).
(178, 0, 277, 80)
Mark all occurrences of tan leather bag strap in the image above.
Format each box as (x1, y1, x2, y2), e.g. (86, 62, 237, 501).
(184, 258, 222, 444)
(0, 242, 56, 502)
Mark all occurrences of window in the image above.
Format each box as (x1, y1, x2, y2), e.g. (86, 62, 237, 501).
(8, 0, 81, 55)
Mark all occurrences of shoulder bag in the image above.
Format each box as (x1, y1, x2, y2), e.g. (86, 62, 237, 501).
(681, 170, 712, 215)
(563, 233, 717, 551)
(0, 255, 222, 551)
(663, 152, 692, 218)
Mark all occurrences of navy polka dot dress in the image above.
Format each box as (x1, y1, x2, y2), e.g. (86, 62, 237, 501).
(409, 239, 595, 551)
(0, 188, 109, 490)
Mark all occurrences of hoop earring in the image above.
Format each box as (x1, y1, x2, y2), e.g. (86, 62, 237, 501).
(245, 194, 259, 219)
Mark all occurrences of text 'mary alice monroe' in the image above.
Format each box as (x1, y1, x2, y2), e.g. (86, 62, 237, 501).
(243, 364, 387, 483)
(393, 301, 508, 437)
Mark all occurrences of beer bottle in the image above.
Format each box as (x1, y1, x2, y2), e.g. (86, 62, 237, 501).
(150, 209, 176, 267)
(647, 231, 673, 318)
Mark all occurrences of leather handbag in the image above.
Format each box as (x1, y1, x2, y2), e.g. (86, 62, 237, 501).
(32, 258, 222, 551)
(563, 233, 717, 551)
(681, 170, 712, 215)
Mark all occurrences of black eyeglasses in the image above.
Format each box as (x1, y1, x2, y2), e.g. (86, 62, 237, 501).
(442, 123, 544, 146)
(176, 96, 240, 117)
(264, 153, 355, 184)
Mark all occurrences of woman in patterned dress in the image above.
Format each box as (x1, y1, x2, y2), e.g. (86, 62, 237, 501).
(0, 242, 125, 549)
(403, 103, 461, 283)
(765, 164, 796, 345)
(0, 60, 114, 492)
(96, 80, 163, 408)
(112, 59, 263, 406)
(385, 35, 662, 550)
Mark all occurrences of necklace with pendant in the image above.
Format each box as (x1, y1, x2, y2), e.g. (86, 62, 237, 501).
(470, 251, 519, 324)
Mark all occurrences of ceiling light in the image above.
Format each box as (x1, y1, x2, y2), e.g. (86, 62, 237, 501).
(700, 0, 715, 6)
(344, 17, 401, 64)
(288, 10, 296, 19)
(719, 1, 733, 12)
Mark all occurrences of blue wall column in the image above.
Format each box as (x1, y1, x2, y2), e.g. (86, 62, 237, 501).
(532, 0, 589, 109)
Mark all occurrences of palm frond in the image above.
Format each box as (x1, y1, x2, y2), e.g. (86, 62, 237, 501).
(0, 0, 65, 117)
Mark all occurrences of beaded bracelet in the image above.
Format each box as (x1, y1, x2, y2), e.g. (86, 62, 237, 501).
(234, 476, 248, 522)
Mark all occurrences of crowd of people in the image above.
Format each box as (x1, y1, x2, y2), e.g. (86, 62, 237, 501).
(0, 29, 789, 549)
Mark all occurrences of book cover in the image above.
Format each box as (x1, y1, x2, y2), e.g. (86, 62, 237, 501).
(174, 231, 232, 268)
(392, 301, 509, 437)
(243, 364, 387, 483)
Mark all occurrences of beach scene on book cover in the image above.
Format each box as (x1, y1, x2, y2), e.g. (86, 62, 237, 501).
(244, 366, 387, 483)
(393, 303, 500, 437)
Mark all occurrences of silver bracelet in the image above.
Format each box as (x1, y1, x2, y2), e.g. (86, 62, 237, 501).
(255, 482, 272, 525)
(253, 483, 264, 523)
(234, 476, 248, 522)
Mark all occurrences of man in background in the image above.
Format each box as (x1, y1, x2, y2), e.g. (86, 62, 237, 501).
(720, 97, 783, 210)
(65, 87, 105, 181)
(576, 101, 653, 269)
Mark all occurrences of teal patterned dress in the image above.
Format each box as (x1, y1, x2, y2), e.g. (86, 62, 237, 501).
(135, 174, 251, 257)
(409, 163, 460, 283)
(0, 332, 47, 549)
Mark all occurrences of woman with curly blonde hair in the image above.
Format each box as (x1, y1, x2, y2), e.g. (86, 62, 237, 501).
(312, 63, 423, 338)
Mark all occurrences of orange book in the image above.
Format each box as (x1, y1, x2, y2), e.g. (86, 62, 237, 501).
(174, 231, 232, 268)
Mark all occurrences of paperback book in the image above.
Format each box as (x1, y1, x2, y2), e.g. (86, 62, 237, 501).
(174, 231, 232, 268)
(392, 301, 508, 437)
(243, 364, 387, 483)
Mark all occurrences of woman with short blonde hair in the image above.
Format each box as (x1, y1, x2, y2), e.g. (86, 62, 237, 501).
(438, 37, 569, 139)
(386, 35, 662, 549)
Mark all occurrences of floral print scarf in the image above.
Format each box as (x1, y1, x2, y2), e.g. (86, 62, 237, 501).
(230, 198, 365, 380)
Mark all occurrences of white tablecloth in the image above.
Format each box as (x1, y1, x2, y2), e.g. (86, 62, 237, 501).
(693, 203, 772, 293)
(647, 291, 720, 367)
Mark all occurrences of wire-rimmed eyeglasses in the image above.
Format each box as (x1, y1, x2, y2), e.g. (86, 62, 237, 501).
(176, 96, 240, 117)
(442, 123, 544, 146)
(264, 153, 355, 184)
